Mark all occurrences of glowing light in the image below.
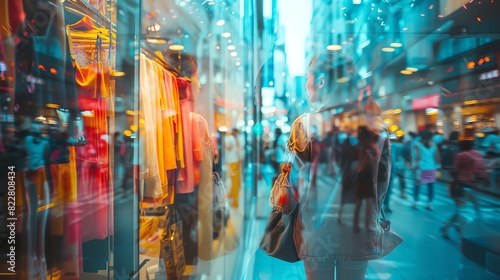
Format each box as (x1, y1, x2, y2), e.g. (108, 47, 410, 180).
(46, 103, 60, 109)
(168, 44, 185, 51)
(124, 130, 132, 137)
(126, 110, 135, 115)
(406, 67, 418, 72)
(390, 42, 403, 47)
(464, 100, 478, 105)
(337, 77, 350, 83)
(50, 68, 58, 75)
(227, 45, 236, 50)
(326, 44, 342, 51)
(382, 47, 395, 52)
(400, 70, 412, 75)
(389, 124, 399, 132)
(146, 38, 167, 44)
(230, 51, 238, 57)
(221, 32, 231, 38)
(466, 61, 475, 69)
(130, 125, 138, 131)
(216, 19, 225, 26)
(111, 71, 126, 77)
(477, 17, 482, 22)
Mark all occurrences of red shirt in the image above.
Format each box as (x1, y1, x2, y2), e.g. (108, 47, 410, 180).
(454, 150, 488, 182)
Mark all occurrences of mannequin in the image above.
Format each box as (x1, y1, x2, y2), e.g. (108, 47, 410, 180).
(165, 51, 218, 274)
(23, 123, 51, 280)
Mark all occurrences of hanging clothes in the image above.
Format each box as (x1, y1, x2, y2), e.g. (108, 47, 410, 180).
(139, 55, 162, 201)
(76, 97, 112, 242)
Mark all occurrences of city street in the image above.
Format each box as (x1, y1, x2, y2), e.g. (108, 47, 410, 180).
(241, 164, 500, 280)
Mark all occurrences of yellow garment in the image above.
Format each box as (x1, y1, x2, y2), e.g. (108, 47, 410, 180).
(161, 70, 178, 170)
(140, 54, 162, 201)
(151, 63, 167, 195)
(49, 147, 78, 236)
(227, 162, 241, 207)
(0, 0, 11, 39)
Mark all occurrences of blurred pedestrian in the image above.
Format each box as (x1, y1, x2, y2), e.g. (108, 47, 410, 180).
(441, 137, 487, 238)
(412, 130, 441, 210)
(224, 130, 241, 208)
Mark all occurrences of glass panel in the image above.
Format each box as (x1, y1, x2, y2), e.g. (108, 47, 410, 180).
(0, 0, 140, 278)
(2, 0, 500, 279)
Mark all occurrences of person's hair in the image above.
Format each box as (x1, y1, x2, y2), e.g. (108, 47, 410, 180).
(458, 140, 474, 152)
(307, 51, 352, 102)
(358, 125, 378, 144)
(448, 131, 460, 144)
(419, 130, 433, 148)
(165, 52, 198, 78)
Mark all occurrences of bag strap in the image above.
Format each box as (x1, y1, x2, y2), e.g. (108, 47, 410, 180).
(380, 208, 391, 231)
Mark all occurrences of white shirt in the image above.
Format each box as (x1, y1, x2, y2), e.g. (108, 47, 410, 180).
(224, 133, 239, 163)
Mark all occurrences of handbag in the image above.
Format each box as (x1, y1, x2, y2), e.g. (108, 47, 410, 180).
(260, 153, 300, 263)
(379, 208, 403, 257)
(198, 172, 240, 260)
(159, 206, 185, 280)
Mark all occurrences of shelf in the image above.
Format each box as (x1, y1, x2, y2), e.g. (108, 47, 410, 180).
(64, 0, 116, 30)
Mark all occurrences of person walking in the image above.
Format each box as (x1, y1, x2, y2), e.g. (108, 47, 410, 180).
(224, 130, 242, 208)
(441, 137, 487, 238)
(412, 130, 441, 210)
(272, 51, 400, 280)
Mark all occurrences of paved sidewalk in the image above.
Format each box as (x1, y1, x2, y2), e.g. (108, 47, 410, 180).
(241, 166, 500, 280)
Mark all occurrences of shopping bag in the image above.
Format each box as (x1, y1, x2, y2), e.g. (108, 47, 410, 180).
(159, 207, 185, 280)
(198, 172, 240, 260)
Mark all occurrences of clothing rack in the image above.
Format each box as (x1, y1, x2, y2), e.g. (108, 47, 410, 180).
(64, 0, 116, 31)
(140, 44, 183, 78)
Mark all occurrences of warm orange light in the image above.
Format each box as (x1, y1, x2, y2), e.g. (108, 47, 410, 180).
(50, 68, 58, 75)
(478, 58, 484, 65)
(484, 56, 491, 62)
(38, 65, 46, 71)
(477, 17, 482, 22)
(466, 61, 475, 69)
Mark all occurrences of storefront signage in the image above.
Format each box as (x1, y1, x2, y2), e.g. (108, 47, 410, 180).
(411, 94, 440, 110)
(479, 70, 499, 80)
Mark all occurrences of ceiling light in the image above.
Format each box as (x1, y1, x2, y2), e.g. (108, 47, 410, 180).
(230, 51, 238, 57)
(406, 67, 418, 72)
(146, 38, 166, 44)
(326, 44, 342, 51)
(216, 19, 225, 26)
(390, 42, 403, 47)
(382, 47, 395, 52)
(337, 77, 350, 83)
(169, 44, 185, 51)
(400, 70, 412, 75)
(227, 45, 236, 50)
(221, 32, 231, 38)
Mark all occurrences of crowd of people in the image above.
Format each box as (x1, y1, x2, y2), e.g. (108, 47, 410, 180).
(260, 123, 499, 241)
